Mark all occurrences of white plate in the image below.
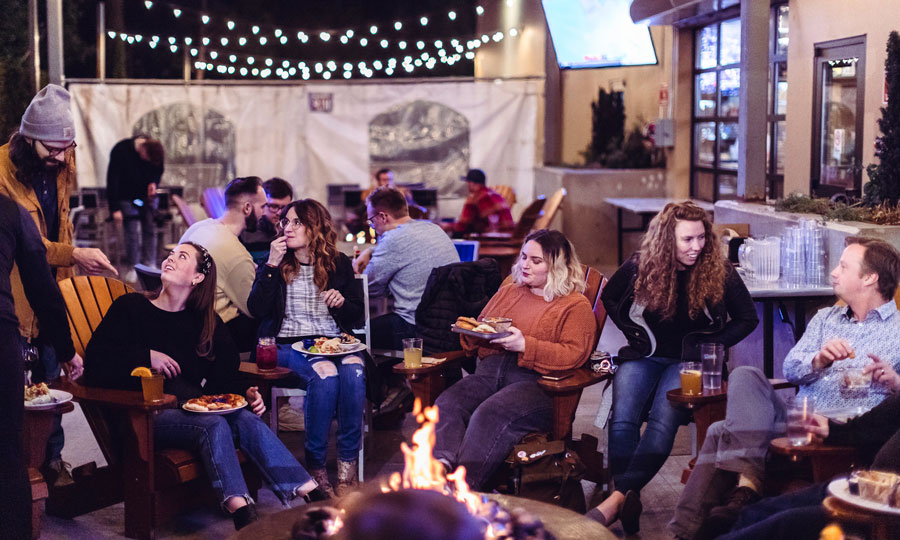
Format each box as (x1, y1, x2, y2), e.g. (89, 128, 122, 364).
(24, 389, 73, 409)
(828, 477, 900, 516)
(291, 341, 367, 357)
(182, 401, 247, 415)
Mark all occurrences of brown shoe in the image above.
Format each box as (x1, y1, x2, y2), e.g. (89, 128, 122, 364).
(310, 468, 335, 499)
(44, 459, 74, 488)
(335, 459, 359, 497)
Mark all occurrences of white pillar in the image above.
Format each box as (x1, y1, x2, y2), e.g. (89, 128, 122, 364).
(46, 0, 65, 85)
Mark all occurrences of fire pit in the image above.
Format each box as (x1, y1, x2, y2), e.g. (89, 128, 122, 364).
(231, 402, 614, 540)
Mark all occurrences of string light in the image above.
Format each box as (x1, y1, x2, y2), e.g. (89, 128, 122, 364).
(144, 1, 153, 9)
(394, 21, 402, 31)
(201, 14, 210, 24)
(252, 25, 260, 35)
(420, 16, 428, 26)
(238, 36, 247, 45)
(106, 26, 479, 81)
(227, 20, 235, 30)
(476, 5, 484, 15)
(448, 11, 456, 20)
(172, 8, 181, 17)
(369, 25, 378, 34)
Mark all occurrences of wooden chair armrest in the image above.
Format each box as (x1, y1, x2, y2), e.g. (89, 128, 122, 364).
(537, 367, 610, 393)
(238, 362, 293, 381)
(392, 350, 468, 376)
(60, 378, 176, 411)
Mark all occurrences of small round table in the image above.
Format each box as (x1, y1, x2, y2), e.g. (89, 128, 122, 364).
(823, 495, 900, 540)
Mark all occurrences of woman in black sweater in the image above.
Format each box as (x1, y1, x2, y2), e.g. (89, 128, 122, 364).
(247, 199, 365, 498)
(590, 202, 758, 533)
(84, 242, 319, 530)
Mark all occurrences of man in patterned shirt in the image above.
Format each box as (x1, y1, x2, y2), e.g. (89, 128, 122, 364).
(669, 236, 900, 540)
(448, 169, 513, 237)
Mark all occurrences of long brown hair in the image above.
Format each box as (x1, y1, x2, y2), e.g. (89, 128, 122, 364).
(182, 241, 217, 358)
(635, 201, 726, 320)
(280, 199, 339, 291)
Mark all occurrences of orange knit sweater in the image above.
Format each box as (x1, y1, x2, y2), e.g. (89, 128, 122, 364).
(461, 283, 598, 374)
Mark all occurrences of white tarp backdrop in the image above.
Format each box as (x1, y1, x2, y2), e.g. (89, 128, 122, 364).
(69, 80, 539, 216)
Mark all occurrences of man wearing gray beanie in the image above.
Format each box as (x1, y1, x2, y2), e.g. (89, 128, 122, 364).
(0, 84, 116, 488)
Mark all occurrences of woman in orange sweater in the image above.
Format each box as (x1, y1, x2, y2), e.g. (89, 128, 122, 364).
(432, 229, 598, 490)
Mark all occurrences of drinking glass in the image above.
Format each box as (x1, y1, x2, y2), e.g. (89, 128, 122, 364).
(257, 337, 278, 371)
(680, 362, 702, 396)
(141, 370, 164, 402)
(403, 338, 423, 369)
(786, 395, 815, 446)
(701, 343, 724, 392)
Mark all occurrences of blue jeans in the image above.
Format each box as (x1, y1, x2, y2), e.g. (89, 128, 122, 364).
(433, 353, 551, 491)
(119, 199, 157, 267)
(719, 483, 829, 540)
(154, 408, 311, 507)
(276, 344, 366, 469)
(609, 355, 691, 493)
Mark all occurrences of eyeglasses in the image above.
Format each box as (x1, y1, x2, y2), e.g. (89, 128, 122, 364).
(279, 217, 303, 230)
(35, 139, 76, 158)
(366, 212, 384, 226)
(266, 202, 285, 212)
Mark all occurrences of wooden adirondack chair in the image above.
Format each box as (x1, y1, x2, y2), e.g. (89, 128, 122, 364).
(51, 276, 259, 540)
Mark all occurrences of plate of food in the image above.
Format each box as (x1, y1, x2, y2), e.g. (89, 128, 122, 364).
(291, 335, 367, 357)
(24, 383, 72, 409)
(828, 472, 900, 516)
(182, 393, 248, 414)
(451, 316, 512, 339)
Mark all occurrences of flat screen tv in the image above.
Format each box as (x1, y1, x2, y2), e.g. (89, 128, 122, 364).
(542, 0, 658, 69)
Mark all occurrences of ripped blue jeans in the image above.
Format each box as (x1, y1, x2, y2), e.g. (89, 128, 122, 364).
(277, 344, 366, 469)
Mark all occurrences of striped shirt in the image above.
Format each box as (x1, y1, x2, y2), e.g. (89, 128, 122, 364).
(783, 300, 900, 410)
(277, 265, 341, 338)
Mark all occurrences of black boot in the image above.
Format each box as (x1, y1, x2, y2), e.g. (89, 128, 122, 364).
(695, 486, 761, 540)
(232, 503, 259, 530)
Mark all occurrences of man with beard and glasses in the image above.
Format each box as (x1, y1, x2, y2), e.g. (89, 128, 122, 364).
(180, 176, 266, 351)
(0, 84, 115, 488)
(240, 177, 293, 266)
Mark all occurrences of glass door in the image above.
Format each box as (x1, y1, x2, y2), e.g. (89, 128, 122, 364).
(811, 37, 866, 197)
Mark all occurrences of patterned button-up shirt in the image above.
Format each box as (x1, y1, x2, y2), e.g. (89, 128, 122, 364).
(783, 300, 900, 411)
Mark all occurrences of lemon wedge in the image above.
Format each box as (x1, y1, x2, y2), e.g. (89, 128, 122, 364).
(130, 367, 153, 378)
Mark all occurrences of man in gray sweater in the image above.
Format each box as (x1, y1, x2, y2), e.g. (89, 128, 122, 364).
(354, 186, 459, 350)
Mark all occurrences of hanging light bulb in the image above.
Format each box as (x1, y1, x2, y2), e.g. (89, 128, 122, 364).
(320, 32, 331, 41)
(240, 67, 248, 76)
(202, 37, 210, 45)
(434, 40, 442, 48)
(252, 25, 260, 35)
(228, 66, 236, 74)
(201, 15, 210, 24)
(126, 36, 134, 43)
(220, 37, 228, 46)
(298, 31, 308, 43)
(172, 8, 181, 17)
(149, 40, 157, 48)
(327, 60, 337, 71)
(274, 29, 283, 37)
(343, 71, 352, 79)
(509, 28, 519, 37)
(343, 62, 352, 71)
(360, 38, 368, 46)
(416, 41, 425, 50)
(380, 39, 388, 48)
(323, 72, 332, 80)
(288, 67, 296, 76)
(144, 1, 152, 9)
(190, 48, 198, 56)
(247, 56, 255, 64)
(259, 36, 267, 45)
(135, 35, 143, 42)
(476, 5, 484, 15)
(370, 25, 378, 34)
(340, 35, 349, 44)
(492, 32, 504, 42)
(209, 51, 218, 59)
(420, 16, 428, 26)
(107, 31, 116, 39)
(448, 10, 456, 20)
(398, 41, 407, 50)
(282, 59, 290, 68)
(279, 36, 287, 44)
(227, 20, 235, 30)
(168, 36, 176, 44)
(346, 29, 354, 38)
(394, 21, 402, 31)
(302, 72, 310, 80)
(373, 60, 383, 70)
(239, 37, 247, 46)
(183, 37, 191, 45)
(169, 44, 178, 53)
(252, 67, 259, 75)
(230, 54, 237, 62)
(265, 58, 273, 66)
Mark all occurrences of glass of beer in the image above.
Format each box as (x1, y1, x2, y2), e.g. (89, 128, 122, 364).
(403, 338, 423, 369)
(257, 337, 277, 371)
(680, 361, 702, 396)
(141, 370, 164, 402)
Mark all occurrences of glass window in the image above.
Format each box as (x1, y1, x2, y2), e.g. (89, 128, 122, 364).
(720, 68, 740, 117)
(719, 19, 742, 65)
(774, 62, 788, 115)
(818, 57, 860, 189)
(774, 121, 786, 174)
(695, 171, 716, 202)
(718, 174, 738, 198)
(719, 123, 739, 170)
(697, 26, 718, 69)
(775, 5, 789, 56)
(695, 122, 716, 167)
(696, 72, 717, 117)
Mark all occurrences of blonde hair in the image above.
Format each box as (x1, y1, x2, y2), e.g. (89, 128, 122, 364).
(511, 229, 585, 301)
(635, 201, 726, 320)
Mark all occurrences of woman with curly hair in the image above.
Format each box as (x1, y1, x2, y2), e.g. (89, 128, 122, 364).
(247, 199, 366, 498)
(587, 202, 757, 533)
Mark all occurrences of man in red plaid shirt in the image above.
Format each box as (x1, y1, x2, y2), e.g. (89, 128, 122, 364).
(451, 169, 514, 237)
